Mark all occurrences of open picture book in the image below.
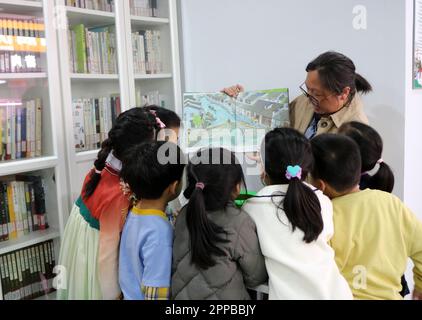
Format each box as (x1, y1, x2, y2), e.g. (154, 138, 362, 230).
(182, 88, 290, 152)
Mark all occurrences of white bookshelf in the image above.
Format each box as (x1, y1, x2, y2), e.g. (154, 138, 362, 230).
(0, 0, 42, 14)
(0, 73, 48, 79)
(0, 0, 69, 300)
(57, 0, 183, 203)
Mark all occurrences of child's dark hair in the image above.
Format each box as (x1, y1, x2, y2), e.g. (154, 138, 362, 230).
(120, 141, 185, 200)
(183, 148, 246, 269)
(338, 121, 394, 193)
(143, 105, 181, 129)
(306, 51, 372, 105)
(263, 128, 322, 243)
(84, 108, 158, 198)
(311, 133, 362, 193)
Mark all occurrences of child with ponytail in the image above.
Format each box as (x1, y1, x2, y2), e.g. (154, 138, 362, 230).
(242, 127, 352, 300)
(57, 106, 178, 300)
(338, 121, 409, 297)
(171, 148, 267, 300)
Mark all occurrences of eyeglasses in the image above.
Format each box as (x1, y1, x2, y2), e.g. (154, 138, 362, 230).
(299, 83, 336, 107)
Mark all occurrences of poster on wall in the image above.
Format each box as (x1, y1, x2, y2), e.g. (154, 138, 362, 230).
(414, 0, 422, 89)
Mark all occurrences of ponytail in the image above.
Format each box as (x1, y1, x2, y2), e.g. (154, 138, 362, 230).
(355, 73, 373, 94)
(84, 138, 112, 198)
(281, 179, 323, 243)
(366, 162, 395, 193)
(186, 186, 228, 270)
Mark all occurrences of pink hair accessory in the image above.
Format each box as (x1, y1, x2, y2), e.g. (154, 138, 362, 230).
(156, 117, 166, 129)
(377, 159, 384, 164)
(195, 182, 205, 190)
(95, 168, 102, 174)
(149, 110, 166, 129)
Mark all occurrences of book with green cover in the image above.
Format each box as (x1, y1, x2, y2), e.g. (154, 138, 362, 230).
(71, 24, 87, 73)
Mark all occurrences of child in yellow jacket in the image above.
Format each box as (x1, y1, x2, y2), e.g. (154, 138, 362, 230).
(310, 133, 422, 300)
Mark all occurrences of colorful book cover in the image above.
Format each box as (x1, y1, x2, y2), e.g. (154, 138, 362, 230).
(183, 88, 290, 152)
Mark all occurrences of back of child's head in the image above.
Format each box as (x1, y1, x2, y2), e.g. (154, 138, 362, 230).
(120, 141, 185, 201)
(262, 127, 322, 243)
(183, 148, 246, 269)
(311, 133, 362, 194)
(143, 105, 181, 129)
(338, 121, 394, 193)
(84, 108, 158, 198)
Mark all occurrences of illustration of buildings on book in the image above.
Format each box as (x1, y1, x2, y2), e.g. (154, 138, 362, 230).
(183, 88, 289, 151)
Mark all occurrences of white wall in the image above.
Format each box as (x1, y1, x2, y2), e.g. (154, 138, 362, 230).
(180, 0, 406, 197)
(403, 0, 422, 296)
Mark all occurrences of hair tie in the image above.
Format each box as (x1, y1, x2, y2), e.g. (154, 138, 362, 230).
(95, 168, 102, 175)
(195, 182, 205, 190)
(149, 110, 166, 129)
(285, 165, 302, 180)
(156, 116, 166, 129)
(377, 159, 384, 165)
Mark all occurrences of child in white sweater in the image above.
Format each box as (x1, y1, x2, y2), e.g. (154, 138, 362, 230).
(242, 128, 352, 300)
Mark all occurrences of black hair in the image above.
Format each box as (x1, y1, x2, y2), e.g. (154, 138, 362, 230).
(306, 51, 372, 104)
(263, 128, 323, 243)
(143, 105, 181, 129)
(183, 148, 246, 269)
(311, 133, 362, 193)
(338, 121, 394, 193)
(120, 141, 185, 200)
(84, 108, 158, 198)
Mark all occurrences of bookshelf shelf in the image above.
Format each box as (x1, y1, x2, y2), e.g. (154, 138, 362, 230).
(0, 0, 42, 14)
(75, 149, 99, 163)
(70, 73, 119, 80)
(0, 156, 58, 176)
(34, 291, 57, 300)
(66, 6, 115, 27)
(134, 73, 173, 80)
(0, 228, 60, 256)
(130, 15, 169, 27)
(0, 73, 47, 80)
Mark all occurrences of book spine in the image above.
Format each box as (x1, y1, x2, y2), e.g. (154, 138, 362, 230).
(21, 106, 27, 158)
(35, 98, 42, 157)
(73, 99, 85, 151)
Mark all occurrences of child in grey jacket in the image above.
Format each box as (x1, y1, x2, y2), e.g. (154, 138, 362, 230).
(171, 148, 268, 300)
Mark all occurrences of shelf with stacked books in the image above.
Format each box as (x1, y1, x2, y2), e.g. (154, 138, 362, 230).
(56, 0, 127, 203)
(124, 0, 182, 113)
(0, 0, 68, 300)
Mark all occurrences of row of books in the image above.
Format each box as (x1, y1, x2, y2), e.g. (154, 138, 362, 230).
(73, 96, 121, 152)
(0, 175, 48, 243)
(0, 240, 56, 300)
(136, 89, 165, 107)
(0, 99, 42, 161)
(0, 52, 42, 73)
(65, 0, 115, 12)
(0, 14, 45, 73)
(69, 24, 118, 74)
(0, 14, 45, 38)
(130, 0, 159, 17)
(132, 29, 162, 74)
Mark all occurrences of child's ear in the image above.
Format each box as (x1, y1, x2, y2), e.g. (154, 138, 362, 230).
(169, 180, 182, 198)
(311, 178, 326, 192)
(231, 183, 241, 200)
